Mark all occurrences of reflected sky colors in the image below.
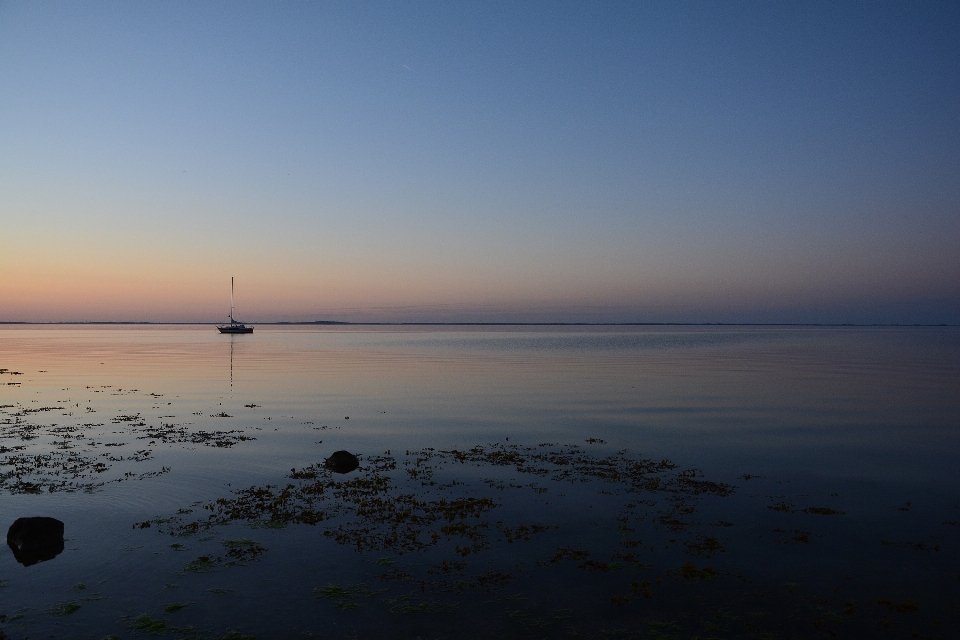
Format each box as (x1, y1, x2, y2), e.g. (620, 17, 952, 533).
(1, 326, 959, 636)
(1, 2, 958, 323)
(3, 324, 958, 483)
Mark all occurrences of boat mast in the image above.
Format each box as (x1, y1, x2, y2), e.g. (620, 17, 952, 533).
(230, 276, 235, 324)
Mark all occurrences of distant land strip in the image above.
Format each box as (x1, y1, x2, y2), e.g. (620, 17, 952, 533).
(0, 321, 955, 327)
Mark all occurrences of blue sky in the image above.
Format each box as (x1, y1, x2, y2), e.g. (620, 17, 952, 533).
(1, 1, 958, 323)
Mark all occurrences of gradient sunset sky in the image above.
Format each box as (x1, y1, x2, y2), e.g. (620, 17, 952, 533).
(2, 1, 958, 323)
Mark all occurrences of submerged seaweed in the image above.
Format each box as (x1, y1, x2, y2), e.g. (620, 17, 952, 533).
(129, 439, 960, 639)
(3, 333, 959, 640)
(152, 443, 733, 560)
(0, 388, 255, 493)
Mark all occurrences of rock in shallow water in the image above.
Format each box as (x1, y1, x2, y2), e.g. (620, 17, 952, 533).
(324, 450, 359, 474)
(7, 516, 65, 566)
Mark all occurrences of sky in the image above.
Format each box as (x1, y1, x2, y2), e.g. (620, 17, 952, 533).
(1, 1, 958, 324)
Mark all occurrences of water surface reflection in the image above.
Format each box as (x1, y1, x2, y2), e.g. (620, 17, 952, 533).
(0, 325, 957, 638)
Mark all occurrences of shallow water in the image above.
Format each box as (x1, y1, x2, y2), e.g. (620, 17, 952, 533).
(1, 325, 958, 639)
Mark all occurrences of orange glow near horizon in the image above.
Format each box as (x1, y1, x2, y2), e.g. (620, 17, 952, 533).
(2, 184, 958, 324)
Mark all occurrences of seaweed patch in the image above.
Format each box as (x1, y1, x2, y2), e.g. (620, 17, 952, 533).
(0, 385, 255, 493)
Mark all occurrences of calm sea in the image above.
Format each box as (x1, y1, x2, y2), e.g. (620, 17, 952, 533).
(1, 325, 958, 639)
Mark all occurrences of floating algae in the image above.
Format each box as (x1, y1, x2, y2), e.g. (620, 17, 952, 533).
(315, 583, 385, 610)
(129, 440, 960, 638)
(4, 328, 959, 639)
(178, 538, 268, 576)
(0, 387, 256, 493)
(49, 601, 80, 616)
(150, 443, 733, 560)
(137, 424, 254, 447)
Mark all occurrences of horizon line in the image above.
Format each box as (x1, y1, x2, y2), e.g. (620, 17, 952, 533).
(0, 321, 956, 328)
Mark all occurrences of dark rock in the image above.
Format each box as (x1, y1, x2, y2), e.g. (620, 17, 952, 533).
(7, 516, 64, 566)
(325, 450, 359, 474)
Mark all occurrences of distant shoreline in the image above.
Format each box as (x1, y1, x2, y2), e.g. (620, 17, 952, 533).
(0, 321, 955, 327)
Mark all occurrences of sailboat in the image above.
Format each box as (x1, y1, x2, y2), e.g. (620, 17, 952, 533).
(217, 277, 254, 334)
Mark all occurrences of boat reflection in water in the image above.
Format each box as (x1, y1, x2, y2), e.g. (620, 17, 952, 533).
(217, 277, 253, 334)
